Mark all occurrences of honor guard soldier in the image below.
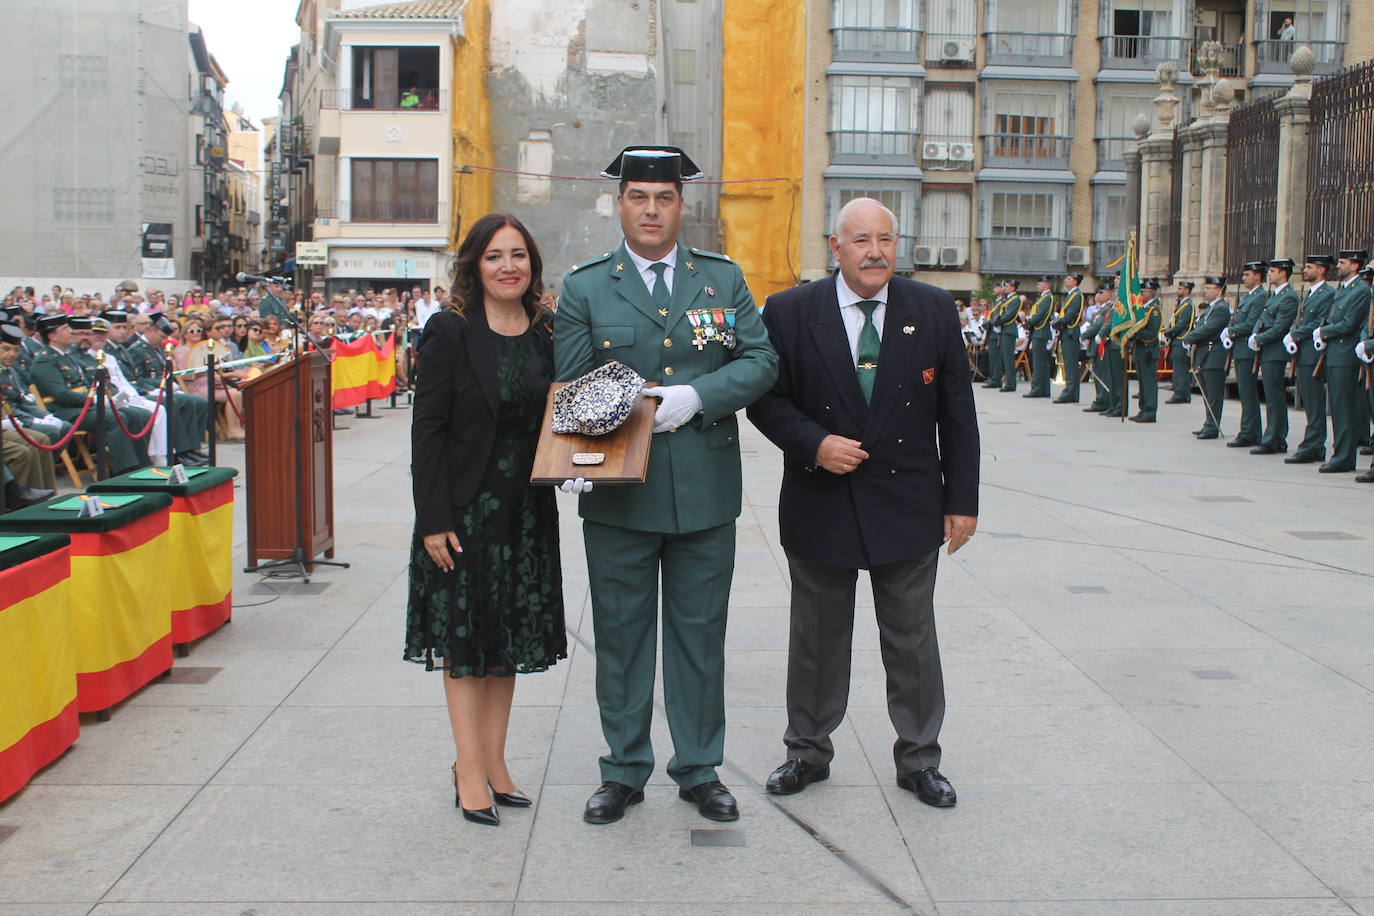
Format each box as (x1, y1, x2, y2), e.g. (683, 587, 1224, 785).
(1024, 276, 1055, 398)
(1126, 278, 1163, 422)
(1357, 267, 1374, 481)
(1082, 284, 1113, 412)
(0, 322, 71, 443)
(1183, 276, 1232, 439)
(1225, 261, 1268, 447)
(1100, 284, 1127, 418)
(994, 279, 1021, 391)
(1359, 265, 1374, 460)
(1285, 254, 1336, 464)
(1164, 280, 1196, 404)
(1315, 249, 1372, 473)
(1052, 272, 1086, 403)
(99, 310, 139, 379)
(15, 313, 43, 383)
(28, 314, 150, 474)
(553, 146, 778, 825)
(127, 314, 211, 465)
(982, 281, 1006, 388)
(1248, 258, 1299, 454)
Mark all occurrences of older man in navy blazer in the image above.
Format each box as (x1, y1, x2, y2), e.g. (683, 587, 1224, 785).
(747, 197, 980, 807)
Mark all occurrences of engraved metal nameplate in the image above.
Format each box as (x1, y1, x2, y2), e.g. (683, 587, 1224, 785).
(572, 452, 606, 466)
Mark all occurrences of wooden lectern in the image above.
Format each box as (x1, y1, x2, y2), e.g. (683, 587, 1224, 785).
(240, 352, 336, 570)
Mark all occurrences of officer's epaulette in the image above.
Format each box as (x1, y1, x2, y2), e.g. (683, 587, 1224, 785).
(688, 247, 733, 263)
(568, 251, 614, 275)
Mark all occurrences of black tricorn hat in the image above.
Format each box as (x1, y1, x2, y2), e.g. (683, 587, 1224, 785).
(1005, 278, 1021, 289)
(1305, 254, 1336, 267)
(2, 305, 23, 319)
(1268, 258, 1296, 272)
(601, 146, 704, 182)
(69, 316, 94, 330)
(1339, 248, 1370, 264)
(1242, 260, 1268, 273)
(37, 314, 70, 332)
(100, 309, 130, 323)
(1065, 272, 1084, 283)
(1141, 277, 1161, 290)
(1177, 279, 1195, 289)
(0, 322, 22, 345)
(152, 315, 176, 335)
(1204, 275, 1226, 286)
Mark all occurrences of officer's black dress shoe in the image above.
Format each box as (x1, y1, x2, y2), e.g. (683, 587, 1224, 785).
(184, 448, 209, 461)
(1083, 405, 1104, 413)
(981, 381, 1002, 388)
(1166, 396, 1190, 404)
(175, 452, 209, 467)
(1195, 431, 1219, 440)
(1250, 444, 1279, 455)
(896, 767, 957, 808)
(1285, 452, 1321, 464)
(584, 781, 644, 824)
(1318, 463, 1354, 474)
(1022, 393, 1049, 398)
(1361, 444, 1374, 455)
(1226, 438, 1258, 448)
(1356, 470, 1374, 483)
(766, 758, 831, 795)
(678, 780, 739, 821)
(1129, 414, 1156, 423)
(999, 386, 1016, 392)
(1052, 397, 1076, 404)
(4, 482, 54, 509)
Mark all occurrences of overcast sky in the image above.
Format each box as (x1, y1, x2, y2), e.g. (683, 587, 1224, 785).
(189, 0, 302, 126)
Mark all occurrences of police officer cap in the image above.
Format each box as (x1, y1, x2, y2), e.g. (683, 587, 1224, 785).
(1339, 248, 1369, 264)
(1204, 275, 1226, 287)
(1177, 279, 1195, 289)
(90, 317, 111, 334)
(69, 316, 93, 331)
(1141, 277, 1161, 290)
(0, 322, 22, 345)
(1305, 253, 1335, 267)
(2, 305, 23, 320)
(601, 146, 704, 182)
(1065, 272, 1084, 283)
(37, 314, 70, 333)
(1037, 275, 1054, 283)
(152, 315, 176, 335)
(1268, 258, 1296, 272)
(100, 309, 130, 324)
(1242, 261, 1268, 273)
(1005, 278, 1021, 289)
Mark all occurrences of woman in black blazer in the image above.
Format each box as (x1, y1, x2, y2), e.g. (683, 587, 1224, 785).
(406, 213, 566, 826)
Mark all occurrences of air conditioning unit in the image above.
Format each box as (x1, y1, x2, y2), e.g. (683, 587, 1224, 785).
(1067, 245, 1091, 266)
(947, 142, 975, 162)
(913, 245, 939, 266)
(940, 246, 968, 267)
(922, 141, 950, 161)
(941, 39, 976, 62)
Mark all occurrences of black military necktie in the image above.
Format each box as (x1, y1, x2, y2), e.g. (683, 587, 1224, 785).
(649, 262, 671, 311)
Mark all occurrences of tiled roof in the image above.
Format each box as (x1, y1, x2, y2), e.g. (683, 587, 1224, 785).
(337, 0, 462, 19)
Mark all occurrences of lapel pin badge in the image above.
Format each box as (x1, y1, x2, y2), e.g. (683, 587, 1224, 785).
(923, 368, 935, 384)
(903, 325, 915, 335)
(705, 286, 716, 298)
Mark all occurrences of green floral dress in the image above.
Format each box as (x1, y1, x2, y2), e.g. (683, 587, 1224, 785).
(405, 327, 567, 677)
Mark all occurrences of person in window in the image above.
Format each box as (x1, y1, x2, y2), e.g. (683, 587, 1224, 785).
(407, 213, 566, 826)
(400, 86, 420, 109)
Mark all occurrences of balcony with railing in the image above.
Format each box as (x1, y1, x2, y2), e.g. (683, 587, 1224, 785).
(319, 87, 446, 111)
(981, 134, 1071, 169)
(1093, 239, 1126, 275)
(984, 32, 1074, 67)
(979, 238, 1069, 275)
(1097, 136, 1134, 171)
(1099, 34, 1191, 69)
(1191, 40, 1245, 76)
(315, 199, 447, 224)
(1253, 38, 1342, 75)
(829, 130, 918, 166)
(832, 26, 921, 63)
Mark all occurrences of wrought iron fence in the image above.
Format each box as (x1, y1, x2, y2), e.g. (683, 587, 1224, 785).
(1168, 131, 1184, 279)
(1304, 60, 1374, 259)
(1223, 95, 1278, 281)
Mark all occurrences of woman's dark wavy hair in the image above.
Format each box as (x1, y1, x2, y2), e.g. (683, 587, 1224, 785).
(445, 212, 545, 320)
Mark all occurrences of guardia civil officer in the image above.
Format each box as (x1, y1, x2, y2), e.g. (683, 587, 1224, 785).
(1284, 255, 1336, 464)
(1082, 284, 1114, 413)
(554, 147, 778, 825)
(1126, 278, 1163, 423)
(1100, 286, 1126, 418)
(1248, 258, 1298, 454)
(1315, 249, 1372, 473)
(1225, 262, 1268, 447)
(981, 281, 1006, 389)
(1024, 276, 1055, 398)
(1183, 276, 1231, 439)
(995, 279, 1021, 391)
(1163, 280, 1196, 404)
(1051, 272, 1086, 403)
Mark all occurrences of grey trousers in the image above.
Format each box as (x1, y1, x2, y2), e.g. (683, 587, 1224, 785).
(783, 547, 945, 776)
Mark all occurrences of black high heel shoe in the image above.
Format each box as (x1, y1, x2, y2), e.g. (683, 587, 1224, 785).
(490, 786, 532, 808)
(452, 765, 499, 826)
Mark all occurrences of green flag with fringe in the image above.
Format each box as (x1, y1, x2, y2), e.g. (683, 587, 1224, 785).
(1109, 231, 1145, 343)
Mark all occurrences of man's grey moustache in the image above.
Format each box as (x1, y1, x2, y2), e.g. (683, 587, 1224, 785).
(859, 258, 890, 269)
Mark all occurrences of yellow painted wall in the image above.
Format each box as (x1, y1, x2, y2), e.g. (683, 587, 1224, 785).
(451, 0, 492, 249)
(720, 0, 806, 302)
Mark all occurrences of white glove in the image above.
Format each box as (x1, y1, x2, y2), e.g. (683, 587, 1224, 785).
(1358, 341, 1373, 364)
(1313, 327, 1326, 351)
(643, 384, 702, 433)
(1220, 327, 1232, 344)
(1045, 338, 1055, 351)
(1283, 333, 1297, 355)
(559, 477, 594, 494)
(1247, 334, 1259, 351)
(1182, 342, 1192, 352)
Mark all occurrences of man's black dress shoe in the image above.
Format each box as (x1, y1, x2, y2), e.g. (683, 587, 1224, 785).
(1250, 444, 1278, 455)
(1356, 470, 1374, 483)
(584, 781, 644, 824)
(896, 768, 957, 808)
(1285, 452, 1321, 464)
(490, 786, 532, 807)
(1022, 393, 1048, 398)
(1166, 396, 1189, 404)
(1318, 463, 1354, 474)
(5, 482, 54, 509)
(1196, 431, 1219, 440)
(1129, 414, 1155, 423)
(1083, 405, 1104, 413)
(184, 448, 209, 461)
(765, 758, 831, 796)
(981, 382, 1001, 388)
(678, 780, 739, 821)
(999, 386, 1016, 392)
(1226, 438, 1257, 448)
(1361, 445, 1374, 455)
(175, 452, 209, 467)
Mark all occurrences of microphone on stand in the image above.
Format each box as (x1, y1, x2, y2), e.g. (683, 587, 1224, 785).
(236, 272, 288, 285)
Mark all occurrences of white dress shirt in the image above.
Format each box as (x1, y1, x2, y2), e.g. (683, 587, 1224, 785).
(414, 297, 441, 328)
(834, 271, 888, 363)
(626, 243, 678, 297)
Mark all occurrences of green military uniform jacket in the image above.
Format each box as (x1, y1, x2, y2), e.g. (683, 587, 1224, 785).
(1230, 286, 1268, 359)
(1320, 276, 1374, 368)
(554, 241, 779, 534)
(1165, 297, 1196, 343)
(992, 294, 1020, 332)
(1027, 291, 1055, 341)
(17, 336, 42, 382)
(1183, 298, 1232, 369)
(104, 339, 138, 381)
(1053, 288, 1086, 340)
(1293, 282, 1335, 368)
(1253, 283, 1299, 363)
(1, 363, 50, 425)
(28, 345, 95, 418)
(1084, 307, 1108, 351)
(125, 337, 169, 395)
(1128, 298, 1163, 358)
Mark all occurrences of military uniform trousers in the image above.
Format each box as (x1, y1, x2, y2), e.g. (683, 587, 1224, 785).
(1359, 378, 1374, 449)
(60, 402, 151, 474)
(998, 330, 1018, 389)
(1234, 351, 1262, 441)
(985, 329, 1003, 385)
(1133, 344, 1159, 419)
(1103, 346, 1124, 415)
(1294, 359, 1327, 457)
(783, 547, 943, 775)
(1029, 339, 1052, 396)
(166, 390, 211, 454)
(1198, 365, 1227, 436)
(1326, 363, 1363, 469)
(583, 518, 734, 791)
(2, 427, 56, 490)
(1089, 346, 1108, 409)
(1258, 359, 1290, 451)
(1170, 343, 1192, 401)
(1058, 333, 1081, 402)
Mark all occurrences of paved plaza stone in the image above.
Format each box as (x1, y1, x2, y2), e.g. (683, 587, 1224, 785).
(3, 383, 1374, 915)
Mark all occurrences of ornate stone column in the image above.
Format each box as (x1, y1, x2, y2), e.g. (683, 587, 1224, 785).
(1274, 46, 1316, 258)
(1138, 62, 1181, 279)
(1123, 114, 1146, 243)
(1197, 78, 1237, 277)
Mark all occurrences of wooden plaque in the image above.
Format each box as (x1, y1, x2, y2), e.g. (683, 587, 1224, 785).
(530, 382, 655, 485)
